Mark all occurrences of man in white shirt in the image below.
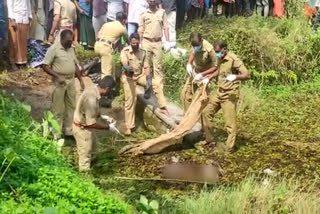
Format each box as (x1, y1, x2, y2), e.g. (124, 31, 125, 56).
(107, 0, 125, 22)
(7, 0, 33, 70)
(124, 0, 148, 37)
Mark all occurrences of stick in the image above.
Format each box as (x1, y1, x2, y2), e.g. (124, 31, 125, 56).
(114, 176, 216, 184)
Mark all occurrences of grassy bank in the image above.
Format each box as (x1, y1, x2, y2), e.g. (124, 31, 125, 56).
(0, 93, 129, 213)
(179, 177, 320, 214)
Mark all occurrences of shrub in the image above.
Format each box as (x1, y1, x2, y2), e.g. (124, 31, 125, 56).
(0, 93, 129, 213)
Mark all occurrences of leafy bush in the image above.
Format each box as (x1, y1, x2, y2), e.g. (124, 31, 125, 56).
(0, 93, 128, 213)
(179, 177, 320, 214)
(178, 16, 320, 85)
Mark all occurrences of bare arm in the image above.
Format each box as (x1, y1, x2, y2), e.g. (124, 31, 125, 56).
(201, 67, 217, 77)
(164, 27, 169, 41)
(73, 0, 84, 13)
(236, 70, 250, 80)
(86, 122, 109, 129)
(75, 64, 85, 89)
(42, 64, 61, 79)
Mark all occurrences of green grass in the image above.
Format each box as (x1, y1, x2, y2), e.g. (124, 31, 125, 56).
(179, 176, 320, 214)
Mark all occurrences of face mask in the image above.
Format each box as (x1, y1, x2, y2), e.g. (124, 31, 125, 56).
(63, 40, 72, 49)
(216, 52, 224, 59)
(149, 2, 157, 9)
(193, 45, 201, 53)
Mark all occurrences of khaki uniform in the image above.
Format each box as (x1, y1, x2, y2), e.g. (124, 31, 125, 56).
(73, 86, 101, 172)
(139, 8, 168, 108)
(202, 52, 248, 149)
(94, 21, 127, 77)
(74, 76, 95, 102)
(53, 0, 77, 44)
(181, 39, 216, 111)
(44, 43, 79, 136)
(120, 46, 155, 129)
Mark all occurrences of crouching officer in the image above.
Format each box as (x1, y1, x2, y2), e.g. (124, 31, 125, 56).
(181, 32, 217, 112)
(73, 76, 116, 172)
(201, 41, 250, 152)
(120, 33, 156, 135)
(95, 12, 128, 78)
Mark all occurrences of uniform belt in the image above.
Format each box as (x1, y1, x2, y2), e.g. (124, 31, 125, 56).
(143, 37, 162, 42)
(96, 38, 112, 44)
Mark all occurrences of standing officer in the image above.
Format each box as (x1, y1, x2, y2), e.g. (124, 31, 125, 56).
(120, 33, 158, 135)
(73, 76, 116, 172)
(181, 32, 217, 112)
(95, 12, 127, 78)
(43, 29, 84, 138)
(201, 41, 250, 151)
(138, 0, 170, 115)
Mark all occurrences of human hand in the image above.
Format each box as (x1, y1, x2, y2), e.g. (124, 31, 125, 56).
(101, 115, 115, 123)
(163, 42, 171, 51)
(202, 78, 209, 85)
(226, 74, 237, 82)
(48, 35, 54, 44)
(186, 64, 193, 76)
(194, 73, 203, 81)
(79, 9, 85, 14)
(10, 19, 17, 31)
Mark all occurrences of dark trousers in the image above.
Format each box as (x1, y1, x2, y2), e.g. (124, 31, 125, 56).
(236, 0, 251, 15)
(176, 0, 186, 29)
(46, 10, 54, 40)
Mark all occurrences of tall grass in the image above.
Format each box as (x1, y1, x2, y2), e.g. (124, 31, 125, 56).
(179, 177, 320, 214)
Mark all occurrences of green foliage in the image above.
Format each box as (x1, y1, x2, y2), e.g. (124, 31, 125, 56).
(179, 177, 320, 214)
(0, 94, 128, 213)
(177, 16, 320, 86)
(137, 195, 159, 214)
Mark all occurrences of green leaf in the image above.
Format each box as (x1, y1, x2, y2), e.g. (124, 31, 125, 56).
(43, 207, 59, 214)
(149, 200, 159, 211)
(140, 195, 149, 207)
(44, 111, 61, 134)
(21, 104, 31, 112)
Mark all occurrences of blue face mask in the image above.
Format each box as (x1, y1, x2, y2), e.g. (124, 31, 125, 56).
(216, 52, 224, 59)
(193, 45, 202, 53)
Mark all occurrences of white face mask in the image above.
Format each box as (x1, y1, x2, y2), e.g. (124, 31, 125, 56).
(193, 45, 202, 53)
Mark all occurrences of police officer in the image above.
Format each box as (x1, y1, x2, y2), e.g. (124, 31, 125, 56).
(43, 29, 84, 138)
(201, 40, 250, 151)
(139, 0, 170, 115)
(73, 76, 116, 172)
(95, 12, 128, 78)
(120, 33, 160, 135)
(181, 32, 217, 112)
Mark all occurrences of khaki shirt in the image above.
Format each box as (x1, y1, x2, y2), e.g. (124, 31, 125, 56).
(120, 46, 149, 78)
(54, 0, 77, 27)
(98, 21, 127, 43)
(44, 43, 79, 76)
(192, 39, 217, 73)
(139, 8, 168, 39)
(217, 52, 248, 91)
(74, 86, 101, 126)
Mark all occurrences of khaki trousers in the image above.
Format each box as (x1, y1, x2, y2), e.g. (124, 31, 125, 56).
(122, 74, 162, 129)
(73, 125, 98, 172)
(202, 91, 238, 149)
(94, 41, 113, 77)
(142, 39, 167, 108)
(51, 78, 75, 136)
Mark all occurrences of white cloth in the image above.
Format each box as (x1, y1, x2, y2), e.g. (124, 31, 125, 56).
(162, 11, 176, 48)
(308, 0, 320, 7)
(7, 0, 33, 24)
(107, 0, 124, 21)
(125, 0, 148, 24)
